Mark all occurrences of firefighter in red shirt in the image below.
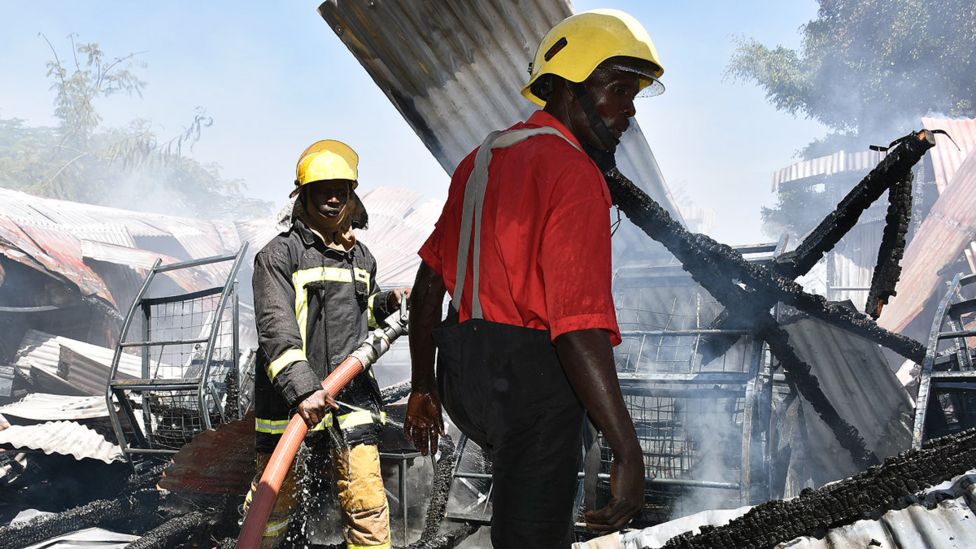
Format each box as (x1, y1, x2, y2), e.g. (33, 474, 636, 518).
(405, 9, 665, 548)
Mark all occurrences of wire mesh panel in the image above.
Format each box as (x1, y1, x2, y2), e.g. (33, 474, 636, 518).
(108, 245, 248, 459)
(596, 388, 747, 524)
(603, 262, 771, 525)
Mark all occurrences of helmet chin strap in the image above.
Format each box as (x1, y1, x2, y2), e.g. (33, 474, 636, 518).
(573, 82, 619, 173)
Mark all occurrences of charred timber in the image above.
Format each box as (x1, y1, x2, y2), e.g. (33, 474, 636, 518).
(402, 523, 479, 549)
(662, 427, 976, 549)
(703, 131, 934, 358)
(126, 510, 214, 549)
(0, 489, 158, 549)
(775, 131, 935, 278)
(603, 166, 926, 363)
(865, 172, 914, 319)
(381, 379, 413, 405)
(604, 168, 880, 466)
(403, 434, 460, 549)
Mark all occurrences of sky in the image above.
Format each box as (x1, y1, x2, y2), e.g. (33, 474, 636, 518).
(0, 1, 828, 244)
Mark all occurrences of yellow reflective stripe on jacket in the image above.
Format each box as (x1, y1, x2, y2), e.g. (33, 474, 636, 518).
(263, 517, 290, 537)
(292, 266, 371, 291)
(255, 416, 331, 434)
(267, 348, 307, 381)
(292, 266, 371, 351)
(367, 293, 378, 329)
(338, 410, 386, 430)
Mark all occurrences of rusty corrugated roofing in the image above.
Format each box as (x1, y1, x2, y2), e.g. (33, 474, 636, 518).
(159, 411, 254, 495)
(921, 117, 976, 193)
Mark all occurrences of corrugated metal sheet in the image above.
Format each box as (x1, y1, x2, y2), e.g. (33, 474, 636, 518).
(0, 217, 115, 305)
(80, 239, 202, 292)
(317, 0, 683, 229)
(80, 240, 178, 271)
(0, 365, 13, 397)
(825, 220, 884, 311)
(0, 392, 110, 421)
(0, 421, 123, 463)
(879, 146, 976, 335)
(920, 117, 976, 194)
(356, 186, 442, 287)
(772, 149, 882, 190)
(779, 314, 914, 481)
(577, 469, 976, 549)
(0, 187, 242, 308)
(15, 329, 142, 379)
(780, 470, 976, 549)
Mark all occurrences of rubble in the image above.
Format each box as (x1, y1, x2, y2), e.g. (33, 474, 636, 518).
(0, 488, 158, 549)
(659, 427, 976, 549)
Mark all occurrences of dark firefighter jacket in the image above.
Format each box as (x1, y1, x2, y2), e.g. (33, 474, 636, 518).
(252, 218, 396, 452)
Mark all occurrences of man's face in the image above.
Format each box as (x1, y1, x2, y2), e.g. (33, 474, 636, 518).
(305, 179, 351, 219)
(572, 67, 640, 150)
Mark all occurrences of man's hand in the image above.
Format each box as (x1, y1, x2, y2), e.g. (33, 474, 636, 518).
(404, 389, 445, 456)
(296, 389, 337, 429)
(387, 287, 411, 310)
(584, 452, 644, 531)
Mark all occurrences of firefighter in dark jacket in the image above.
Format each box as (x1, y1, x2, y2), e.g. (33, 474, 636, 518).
(246, 139, 406, 549)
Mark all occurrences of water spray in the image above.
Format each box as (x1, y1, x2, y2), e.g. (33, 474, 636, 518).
(236, 300, 409, 549)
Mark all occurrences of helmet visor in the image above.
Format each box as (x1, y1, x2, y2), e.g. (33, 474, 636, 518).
(597, 58, 665, 98)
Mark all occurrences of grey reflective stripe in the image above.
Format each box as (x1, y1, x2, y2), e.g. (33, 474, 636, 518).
(452, 127, 579, 319)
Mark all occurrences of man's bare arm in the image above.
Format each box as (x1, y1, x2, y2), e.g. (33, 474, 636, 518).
(555, 328, 644, 531)
(404, 261, 447, 455)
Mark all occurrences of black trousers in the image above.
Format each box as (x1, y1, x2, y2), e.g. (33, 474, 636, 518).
(435, 314, 584, 549)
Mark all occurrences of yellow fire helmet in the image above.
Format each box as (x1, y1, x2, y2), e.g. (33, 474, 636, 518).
(292, 139, 359, 197)
(522, 9, 665, 106)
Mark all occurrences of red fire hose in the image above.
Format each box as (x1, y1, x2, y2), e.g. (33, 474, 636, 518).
(236, 303, 408, 548)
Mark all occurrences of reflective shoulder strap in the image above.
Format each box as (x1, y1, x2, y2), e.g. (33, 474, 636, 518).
(452, 126, 579, 319)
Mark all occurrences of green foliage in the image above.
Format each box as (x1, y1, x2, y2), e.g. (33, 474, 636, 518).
(729, 0, 976, 143)
(733, 0, 976, 238)
(0, 35, 271, 219)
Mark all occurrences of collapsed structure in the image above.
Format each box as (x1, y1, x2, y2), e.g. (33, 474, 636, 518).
(2, 2, 976, 548)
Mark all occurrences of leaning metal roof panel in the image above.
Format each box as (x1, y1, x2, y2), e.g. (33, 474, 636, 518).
(0, 421, 123, 463)
(920, 117, 976, 194)
(318, 0, 682, 225)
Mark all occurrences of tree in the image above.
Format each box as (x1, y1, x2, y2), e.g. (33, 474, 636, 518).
(731, 0, 976, 238)
(0, 35, 270, 219)
(730, 0, 976, 155)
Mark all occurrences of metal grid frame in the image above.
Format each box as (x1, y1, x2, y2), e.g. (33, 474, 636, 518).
(912, 272, 976, 447)
(106, 244, 248, 459)
(601, 257, 772, 524)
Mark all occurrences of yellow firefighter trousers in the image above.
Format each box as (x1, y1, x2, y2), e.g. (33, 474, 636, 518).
(244, 443, 391, 549)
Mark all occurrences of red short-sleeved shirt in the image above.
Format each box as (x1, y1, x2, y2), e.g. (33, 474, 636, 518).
(419, 110, 621, 345)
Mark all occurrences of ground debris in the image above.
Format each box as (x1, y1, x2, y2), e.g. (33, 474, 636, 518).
(660, 427, 976, 549)
(0, 488, 158, 549)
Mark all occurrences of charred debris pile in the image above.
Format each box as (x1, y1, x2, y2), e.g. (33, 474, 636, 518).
(2, 129, 976, 548)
